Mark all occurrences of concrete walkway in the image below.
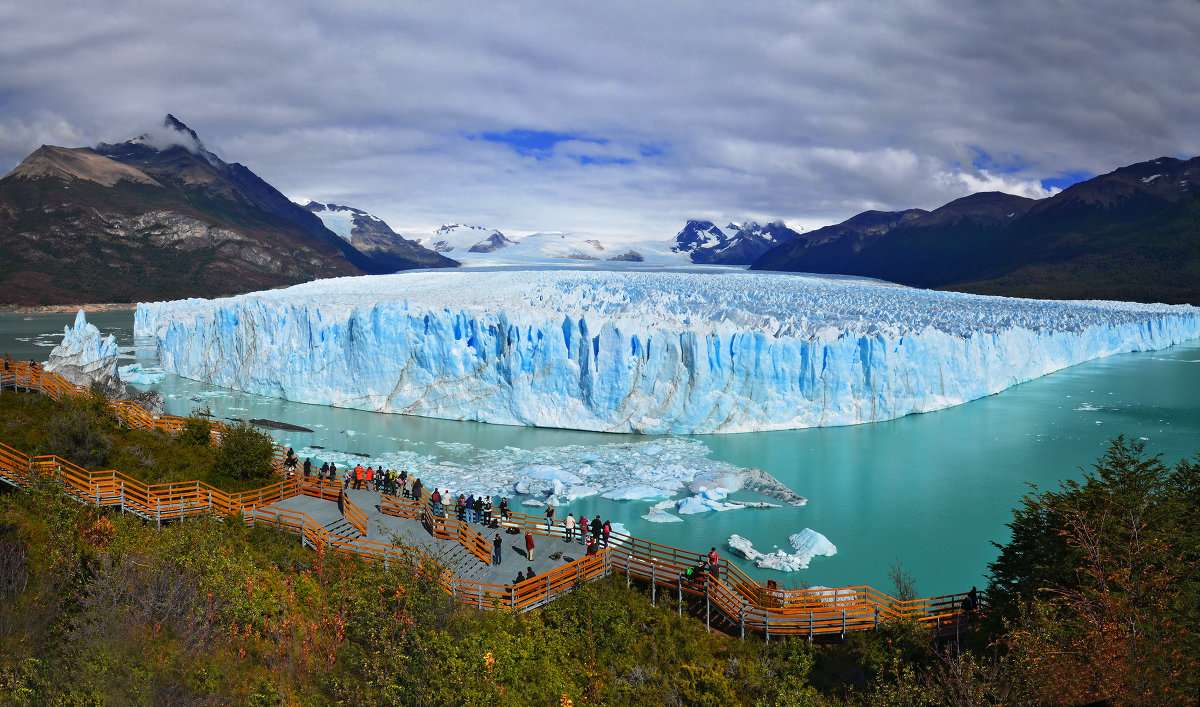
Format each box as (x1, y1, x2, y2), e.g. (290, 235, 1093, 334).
(262, 488, 596, 585)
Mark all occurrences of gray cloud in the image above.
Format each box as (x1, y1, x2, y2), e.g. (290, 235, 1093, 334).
(1, 0, 1197, 239)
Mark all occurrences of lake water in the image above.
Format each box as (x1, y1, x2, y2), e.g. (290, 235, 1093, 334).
(4, 309, 1199, 596)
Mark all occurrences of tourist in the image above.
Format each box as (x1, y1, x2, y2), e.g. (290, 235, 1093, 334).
(564, 513, 576, 542)
(590, 515, 602, 543)
(411, 478, 423, 502)
(525, 566, 535, 579)
(492, 533, 503, 565)
(524, 531, 535, 561)
(602, 519, 612, 548)
(483, 497, 493, 525)
(963, 586, 979, 614)
(544, 502, 555, 532)
(707, 547, 720, 578)
(585, 535, 596, 555)
(456, 494, 466, 521)
(515, 571, 525, 584)
(353, 464, 364, 489)
(465, 494, 476, 523)
(430, 488, 442, 516)
(320, 462, 329, 480)
(367, 466, 376, 491)
(303, 458, 312, 478)
(472, 495, 484, 524)
(499, 497, 510, 521)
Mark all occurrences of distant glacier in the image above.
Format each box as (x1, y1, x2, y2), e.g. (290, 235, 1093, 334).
(134, 270, 1200, 434)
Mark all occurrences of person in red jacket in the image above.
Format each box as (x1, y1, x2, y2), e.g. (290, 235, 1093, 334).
(525, 531, 535, 561)
(707, 547, 720, 578)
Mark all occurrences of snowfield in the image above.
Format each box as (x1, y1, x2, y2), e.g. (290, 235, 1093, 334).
(134, 270, 1200, 434)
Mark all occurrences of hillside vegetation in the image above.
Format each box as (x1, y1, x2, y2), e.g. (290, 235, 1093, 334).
(0, 390, 1197, 705)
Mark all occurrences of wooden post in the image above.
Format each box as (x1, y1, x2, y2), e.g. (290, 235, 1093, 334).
(841, 609, 846, 640)
(650, 562, 657, 606)
(808, 610, 813, 643)
(740, 603, 746, 640)
(119, 481, 125, 514)
(705, 582, 711, 632)
(677, 578, 682, 616)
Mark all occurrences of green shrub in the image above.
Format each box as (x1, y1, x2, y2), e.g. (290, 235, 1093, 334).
(179, 415, 213, 447)
(214, 423, 275, 483)
(44, 404, 111, 469)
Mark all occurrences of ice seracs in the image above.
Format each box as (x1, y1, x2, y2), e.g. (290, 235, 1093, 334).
(44, 310, 122, 393)
(135, 269, 1200, 434)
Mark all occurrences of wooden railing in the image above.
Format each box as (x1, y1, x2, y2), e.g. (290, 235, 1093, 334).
(341, 493, 369, 536)
(1, 358, 971, 637)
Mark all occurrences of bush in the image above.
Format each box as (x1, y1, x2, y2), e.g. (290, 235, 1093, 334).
(214, 423, 275, 482)
(179, 415, 213, 447)
(44, 404, 111, 469)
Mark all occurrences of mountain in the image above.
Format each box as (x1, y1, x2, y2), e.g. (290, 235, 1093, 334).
(421, 224, 517, 254)
(304, 202, 456, 270)
(752, 156, 1200, 304)
(672, 220, 802, 265)
(0, 115, 450, 305)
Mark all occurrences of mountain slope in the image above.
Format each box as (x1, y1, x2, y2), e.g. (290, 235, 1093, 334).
(752, 156, 1200, 304)
(0, 115, 449, 305)
(305, 202, 456, 269)
(673, 220, 801, 265)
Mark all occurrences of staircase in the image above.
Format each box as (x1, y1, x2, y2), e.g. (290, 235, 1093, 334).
(431, 541, 490, 581)
(323, 517, 360, 539)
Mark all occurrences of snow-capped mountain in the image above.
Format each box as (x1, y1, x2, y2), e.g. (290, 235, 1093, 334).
(423, 224, 517, 254)
(414, 227, 685, 266)
(673, 220, 802, 265)
(305, 202, 456, 270)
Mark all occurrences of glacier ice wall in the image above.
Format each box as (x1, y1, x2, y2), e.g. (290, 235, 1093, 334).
(134, 271, 1200, 434)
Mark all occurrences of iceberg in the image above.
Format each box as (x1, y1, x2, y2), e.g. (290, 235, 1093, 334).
(728, 529, 837, 572)
(135, 270, 1200, 434)
(45, 310, 122, 393)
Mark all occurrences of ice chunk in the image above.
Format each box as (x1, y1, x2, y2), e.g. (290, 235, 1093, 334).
(136, 270, 1200, 434)
(728, 529, 837, 572)
(676, 494, 745, 514)
(602, 484, 674, 501)
(118, 363, 166, 385)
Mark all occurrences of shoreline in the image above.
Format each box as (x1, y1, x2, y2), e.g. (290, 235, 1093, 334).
(0, 302, 138, 315)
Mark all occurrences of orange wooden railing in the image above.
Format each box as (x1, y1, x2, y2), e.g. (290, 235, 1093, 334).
(1, 358, 971, 637)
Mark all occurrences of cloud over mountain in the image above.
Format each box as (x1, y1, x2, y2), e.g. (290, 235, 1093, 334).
(1, 1, 1197, 237)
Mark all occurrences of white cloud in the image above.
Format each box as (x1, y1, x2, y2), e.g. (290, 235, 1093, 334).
(1, 1, 1197, 236)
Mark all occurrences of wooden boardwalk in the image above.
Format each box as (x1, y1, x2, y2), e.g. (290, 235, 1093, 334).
(0, 360, 973, 639)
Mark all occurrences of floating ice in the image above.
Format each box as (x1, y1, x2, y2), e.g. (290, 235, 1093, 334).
(601, 484, 676, 501)
(118, 363, 166, 385)
(293, 436, 779, 508)
(642, 500, 684, 523)
(728, 528, 837, 572)
(135, 270, 1200, 434)
(677, 494, 745, 514)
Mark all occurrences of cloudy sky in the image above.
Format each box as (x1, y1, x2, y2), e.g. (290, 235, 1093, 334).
(1, 1, 1198, 239)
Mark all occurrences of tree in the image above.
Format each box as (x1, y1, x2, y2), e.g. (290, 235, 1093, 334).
(987, 437, 1200, 704)
(213, 423, 275, 482)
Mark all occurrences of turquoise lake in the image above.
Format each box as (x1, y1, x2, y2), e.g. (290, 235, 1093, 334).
(4, 309, 1198, 597)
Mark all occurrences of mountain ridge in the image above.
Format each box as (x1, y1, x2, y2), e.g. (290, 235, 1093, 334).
(0, 115, 453, 305)
(752, 155, 1200, 304)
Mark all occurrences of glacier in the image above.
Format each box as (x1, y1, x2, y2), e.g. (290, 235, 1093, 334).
(134, 269, 1200, 434)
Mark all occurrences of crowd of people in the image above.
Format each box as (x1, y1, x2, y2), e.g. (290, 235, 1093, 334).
(290, 454, 625, 564)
